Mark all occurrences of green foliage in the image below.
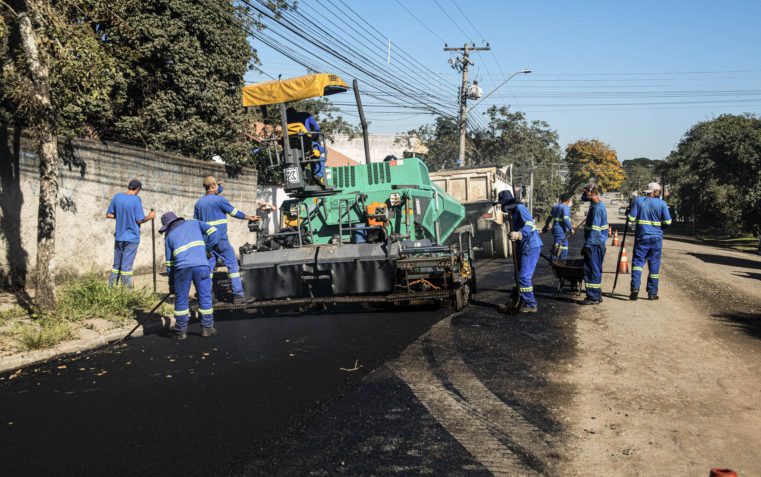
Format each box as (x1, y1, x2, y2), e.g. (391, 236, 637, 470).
(14, 316, 73, 351)
(661, 114, 761, 234)
(397, 106, 565, 215)
(0, 0, 321, 170)
(398, 116, 459, 170)
(56, 274, 157, 324)
(3, 275, 160, 350)
(621, 157, 659, 196)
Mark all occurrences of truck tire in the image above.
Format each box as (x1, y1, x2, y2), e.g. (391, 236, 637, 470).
(481, 237, 495, 258)
(494, 224, 510, 259)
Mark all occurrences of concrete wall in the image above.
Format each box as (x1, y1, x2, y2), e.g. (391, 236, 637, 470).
(0, 128, 257, 285)
(328, 134, 413, 163)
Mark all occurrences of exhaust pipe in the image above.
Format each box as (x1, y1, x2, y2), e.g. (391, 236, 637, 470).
(353, 79, 371, 165)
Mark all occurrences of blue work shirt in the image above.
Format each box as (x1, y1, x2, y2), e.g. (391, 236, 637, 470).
(550, 203, 573, 238)
(193, 194, 247, 239)
(165, 220, 220, 276)
(512, 203, 543, 249)
(628, 196, 672, 240)
(584, 201, 609, 246)
(107, 193, 145, 243)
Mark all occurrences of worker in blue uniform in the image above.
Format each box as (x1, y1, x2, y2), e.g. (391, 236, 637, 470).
(496, 190, 543, 313)
(629, 182, 672, 300)
(542, 193, 575, 260)
(581, 183, 608, 304)
(286, 107, 325, 185)
(194, 176, 259, 304)
(160, 212, 220, 340)
(105, 179, 156, 288)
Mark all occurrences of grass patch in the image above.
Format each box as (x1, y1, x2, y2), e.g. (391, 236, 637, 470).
(56, 275, 159, 325)
(3, 275, 163, 351)
(13, 316, 73, 351)
(0, 306, 26, 326)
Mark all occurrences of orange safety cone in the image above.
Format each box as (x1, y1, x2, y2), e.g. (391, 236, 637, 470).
(608, 225, 612, 235)
(618, 247, 629, 274)
(710, 469, 738, 477)
(612, 230, 620, 247)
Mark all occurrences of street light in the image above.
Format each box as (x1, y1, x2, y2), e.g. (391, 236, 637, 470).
(470, 68, 531, 110)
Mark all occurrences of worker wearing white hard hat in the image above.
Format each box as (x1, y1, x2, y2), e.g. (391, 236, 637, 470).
(628, 182, 672, 301)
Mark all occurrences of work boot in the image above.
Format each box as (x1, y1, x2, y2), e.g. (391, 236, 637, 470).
(201, 327, 217, 337)
(581, 297, 602, 305)
(648, 294, 659, 301)
(521, 306, 538, 313)
(629, 290, 639, 301)
(232, 295, 247, 305)
(173, 329, 187, 341)
(497, 302, 518, 314)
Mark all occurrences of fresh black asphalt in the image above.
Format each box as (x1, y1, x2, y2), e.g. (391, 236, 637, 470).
(1, 232, 591, 476)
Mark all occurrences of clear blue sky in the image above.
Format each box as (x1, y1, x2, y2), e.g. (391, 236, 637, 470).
(245, 0, 761, 161)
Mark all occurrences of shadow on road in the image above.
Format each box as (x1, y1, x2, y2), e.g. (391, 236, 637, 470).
(712, 311, 761, 341)
(686, 251, 760, 270)
(733, 271, 761, 281)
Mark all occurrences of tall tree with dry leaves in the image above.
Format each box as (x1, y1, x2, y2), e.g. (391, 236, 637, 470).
(565, 139, 625, 193)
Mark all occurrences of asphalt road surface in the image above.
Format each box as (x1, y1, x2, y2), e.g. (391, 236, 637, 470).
(0, 303, 451, 476)
(0, 235, 578, 476)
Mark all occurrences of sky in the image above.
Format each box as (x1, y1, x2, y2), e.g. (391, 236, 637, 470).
(244, 0, 761, 161)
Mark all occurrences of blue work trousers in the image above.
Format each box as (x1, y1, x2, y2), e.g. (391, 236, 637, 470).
(208, 239, 243, 297)
(313, 158, 326, 178)
(552, 234, 569, 260)
(173, 265, 214, 332)
(631, 237, 662, 296)
(518, 245, 541, 308)
(109, 241, 139, 289)
(584, 244, 606, 300)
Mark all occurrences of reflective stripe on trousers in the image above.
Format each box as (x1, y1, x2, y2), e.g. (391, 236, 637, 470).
(209, 239, 243, 296)
(631, 236, 662, 295)
(109, 241, 139, 289)
(517, 245, 540, 308)
(173, 265, 214, 331)
(584, 244, 606, 300)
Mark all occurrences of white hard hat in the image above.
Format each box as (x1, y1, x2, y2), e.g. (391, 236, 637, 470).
(644, 182, 661, 193)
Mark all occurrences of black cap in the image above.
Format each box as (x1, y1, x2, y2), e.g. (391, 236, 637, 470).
(128, 179, 142, 190)
(497, 189, 520, 212)
(159, 212, 184, 234)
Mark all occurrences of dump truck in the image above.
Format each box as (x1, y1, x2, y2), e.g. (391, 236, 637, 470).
(219, 74, 475, 311)
(430, 165, 514, 258)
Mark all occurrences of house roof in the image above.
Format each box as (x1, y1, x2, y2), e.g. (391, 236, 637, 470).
(326, 147, 360, 167)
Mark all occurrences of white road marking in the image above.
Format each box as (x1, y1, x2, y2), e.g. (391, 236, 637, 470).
(391, 315, 547, 476)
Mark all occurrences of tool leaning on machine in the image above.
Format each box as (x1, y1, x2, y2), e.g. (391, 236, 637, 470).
(221, 73, 475, 312)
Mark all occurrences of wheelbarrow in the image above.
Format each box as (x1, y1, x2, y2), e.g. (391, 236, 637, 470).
(540, 253, 584, 294)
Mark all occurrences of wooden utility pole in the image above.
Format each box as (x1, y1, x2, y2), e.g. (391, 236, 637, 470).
(444, 43, 489, 167)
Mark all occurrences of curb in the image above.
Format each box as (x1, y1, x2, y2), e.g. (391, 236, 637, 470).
(0, 323, 153, 374)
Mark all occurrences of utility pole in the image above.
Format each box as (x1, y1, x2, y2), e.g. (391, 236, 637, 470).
(444, 43, 489, 167)
(529, 156, 535, 215)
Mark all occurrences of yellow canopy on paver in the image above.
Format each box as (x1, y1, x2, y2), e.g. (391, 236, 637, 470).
(242, 73, 349, 107)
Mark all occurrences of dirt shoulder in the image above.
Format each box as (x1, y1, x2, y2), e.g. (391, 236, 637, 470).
(564, 233, 761, 475)
(0, 272, 170, 373)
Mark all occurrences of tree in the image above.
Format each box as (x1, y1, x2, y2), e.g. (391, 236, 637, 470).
(0, 0, 286, 306)
(397, 107, 565, 216)
(398, 116, 459, 171)
(565, 139, 625, 193)
(621, 157, 659, 196)
(661, 114, 761, 234)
